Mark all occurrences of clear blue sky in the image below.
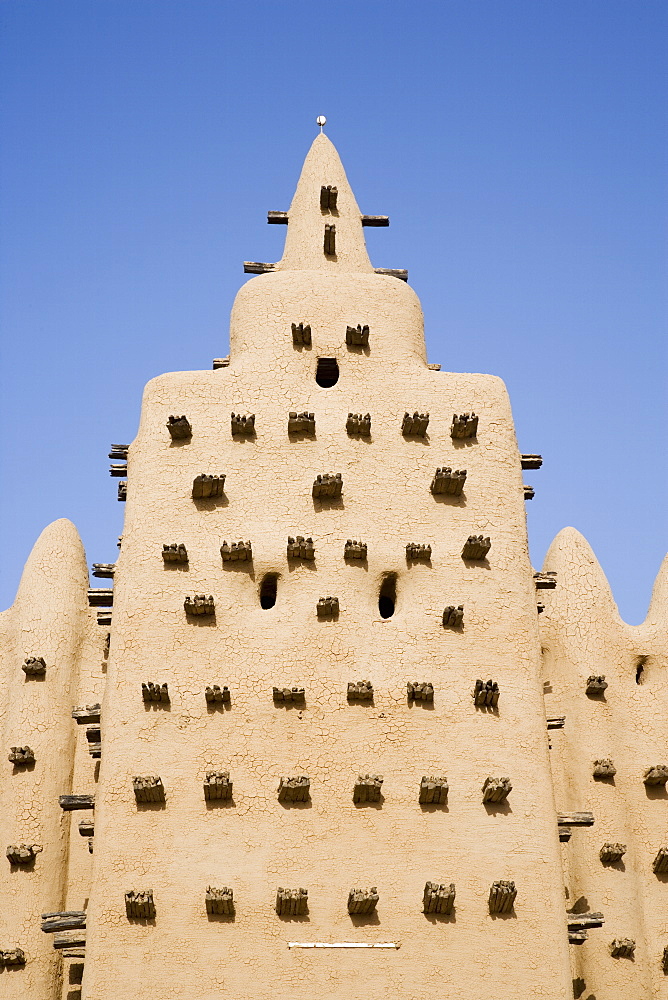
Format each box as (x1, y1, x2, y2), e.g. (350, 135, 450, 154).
(1, 1, 665, 622)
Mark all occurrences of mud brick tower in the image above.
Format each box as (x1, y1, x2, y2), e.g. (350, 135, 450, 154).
(1, 131, 666, 1000)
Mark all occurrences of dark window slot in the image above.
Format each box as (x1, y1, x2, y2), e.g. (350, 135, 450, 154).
(378, 575, 396, 619)
(316, 357, 339, 388)
(260, 574, 278, 610)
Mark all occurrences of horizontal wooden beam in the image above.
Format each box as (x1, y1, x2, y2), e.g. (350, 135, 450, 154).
(92, 563, 115, 578)
(243, 261, 277, 274)
(72, 705, 101, 724)
(267, 211, 288, 224)
(87, 589, 113, 607)
(521, 453, 543, 470)
(59, 795, 94, 811)
(374, 268, 407, 281)
(42, 913, 86, 934)
(567, 912, 604, 930)
(558, 811, 594, 826)
(53, 932, 86, 950)
(362, 215, 389, 227)
(547, 716, 565, 729)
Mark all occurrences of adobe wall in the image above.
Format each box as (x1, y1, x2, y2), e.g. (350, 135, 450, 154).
(540, 530, 668, 1000)
(81, 234, 572, 997)
(12, 132, 665, 1000)
(0, 519, 98, 1000)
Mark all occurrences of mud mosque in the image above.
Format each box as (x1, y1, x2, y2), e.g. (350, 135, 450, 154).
(1, 127, 666, 1000)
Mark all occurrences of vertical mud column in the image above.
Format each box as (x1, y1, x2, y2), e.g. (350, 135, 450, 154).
(0, 519, 91, 1000)
(540, 527, 664, 999)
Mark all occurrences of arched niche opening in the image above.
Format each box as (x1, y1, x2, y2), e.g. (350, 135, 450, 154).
(315, 357, 339, 388)
(378, 574, 397, 619)
(259, 573, 278, 610)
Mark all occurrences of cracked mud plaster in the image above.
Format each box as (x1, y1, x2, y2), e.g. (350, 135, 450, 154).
(0, 519, 102, 1000)
(5, 134, 665, 1000)
(74, 136, 573, 1000)
(540, 527, 668, 999)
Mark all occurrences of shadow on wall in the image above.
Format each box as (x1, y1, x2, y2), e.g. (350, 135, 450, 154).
(207, 699, 231, 715)
(192, 496, 229, 512)
(205, 796, 235, 811)
(423, 908, 455, 924)
(349, 910, 380, 927)
(207, 909, 235, 923)
(313, 497, 344, 512)
(136, 800, 167, 813)
(483, 800, 512, 817)
(489, 909, 517, 921)
(186, 614, 217, 627)
(420, 801, 449, 814)
(69, 964, 84, 986)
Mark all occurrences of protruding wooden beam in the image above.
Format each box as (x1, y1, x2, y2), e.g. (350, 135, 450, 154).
(59, 795, 94, 811)
(558, 811, 594, 826)
(243, 261, 277, 274)
(324, 224, 336, 256)
(362, 215, 389, 227)
(521, 454, 543, 470)
(547, 716, 565, 729)
(267, 211, 288, 224)
(53, 933, 86, 950)
(87, 589, 113, 607)
(72, 704, 101, 724)
(374, 267, 407, 280)
(41, 912, 86, 934)
(567, 912, 604, 930)
(92, 563, 115, 579)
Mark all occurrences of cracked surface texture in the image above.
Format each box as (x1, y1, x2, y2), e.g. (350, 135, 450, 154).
(540, 528, 668, 999)
(2, 133, 663, 1000)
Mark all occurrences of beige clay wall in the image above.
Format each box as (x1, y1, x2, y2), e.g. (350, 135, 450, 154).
(540, 529, 668, 1000)
(0, 519, 99, 1000)
(82, 342, 572, 999)
(4, 133, 640, 1000)
(80, 134, 573, 1000)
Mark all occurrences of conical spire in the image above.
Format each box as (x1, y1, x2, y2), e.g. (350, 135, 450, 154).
(278, 134, 374, 274)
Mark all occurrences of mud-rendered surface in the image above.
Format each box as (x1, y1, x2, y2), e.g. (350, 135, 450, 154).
(2, 134, 663, 1000)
